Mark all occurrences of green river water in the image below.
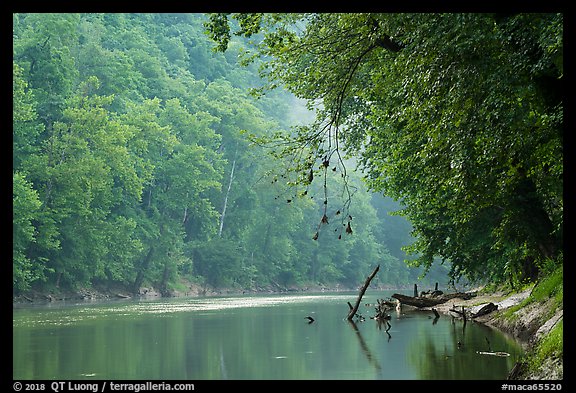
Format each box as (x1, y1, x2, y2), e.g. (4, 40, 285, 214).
(13, 291, 524, 380)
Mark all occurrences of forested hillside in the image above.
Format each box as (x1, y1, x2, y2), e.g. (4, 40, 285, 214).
(13, 13, 447, 296)
(207, 13, 563, 288)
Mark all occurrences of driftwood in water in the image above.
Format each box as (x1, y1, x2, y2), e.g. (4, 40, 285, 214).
(346, 265, 380, 321)
(450, 305, 468, 325)
(449, 305, 466, 316)
(376, 316, 392, 334)
(477, 351, 511, 357)
(431, 308, 440, 325)
(392, 291, 475, 308)
(373, 298, 392, 320)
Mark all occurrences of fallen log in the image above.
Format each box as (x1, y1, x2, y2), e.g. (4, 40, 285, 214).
(392, 293, 446, 308)
(476, 351, 510, 357)
(391, 292, 476, 308)
(472, 302, 498, 318)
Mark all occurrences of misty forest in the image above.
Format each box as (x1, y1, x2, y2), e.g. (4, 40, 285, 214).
(13, 13, 563, 298)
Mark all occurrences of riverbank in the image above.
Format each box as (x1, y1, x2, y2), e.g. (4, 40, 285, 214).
(12, 279, 410, 305)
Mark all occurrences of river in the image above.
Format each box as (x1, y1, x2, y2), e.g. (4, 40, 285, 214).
(13, 291, 523, 380)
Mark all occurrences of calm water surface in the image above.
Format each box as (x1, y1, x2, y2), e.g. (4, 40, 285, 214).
(13, 291, 524, 380)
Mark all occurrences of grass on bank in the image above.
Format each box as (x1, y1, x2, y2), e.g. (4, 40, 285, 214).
(525, 264, 563, 374)
(529, 319, 563, 371)
(504, 263, 563, 320)
(502, 262, 563, 376)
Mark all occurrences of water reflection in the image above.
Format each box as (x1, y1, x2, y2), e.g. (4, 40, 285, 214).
(348, 320, 382, 373)
(13, 292, 524, 380)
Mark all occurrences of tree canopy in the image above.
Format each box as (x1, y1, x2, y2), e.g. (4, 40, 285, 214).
(206, 12, 563, 285)
(13, 13, 440, 296)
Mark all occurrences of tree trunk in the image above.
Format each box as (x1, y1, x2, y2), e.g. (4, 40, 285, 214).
(133, 246, 154, 294)
(219, 149, 237, 237)
(183, 192, 189, 224)
(159, 259, 172, 297)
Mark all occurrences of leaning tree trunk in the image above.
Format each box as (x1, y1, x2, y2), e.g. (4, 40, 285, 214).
(218, 157, 236, 237)
(347, 265, 380, 321)
(219, 143, 238, 238)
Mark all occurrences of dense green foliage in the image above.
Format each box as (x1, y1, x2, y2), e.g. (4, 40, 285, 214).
(13, 13, 444, 295)
(206, 13, 563, 286)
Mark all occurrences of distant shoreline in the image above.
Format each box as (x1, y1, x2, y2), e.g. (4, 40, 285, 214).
(12, 280, 439, 307)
